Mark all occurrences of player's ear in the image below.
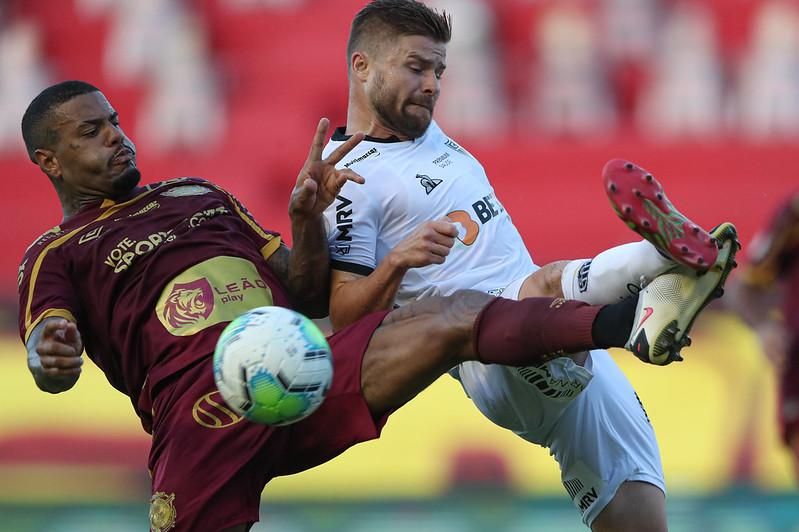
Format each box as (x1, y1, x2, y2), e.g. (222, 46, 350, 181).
(351, 51, 370, 82)
(34, 148, 62, 179)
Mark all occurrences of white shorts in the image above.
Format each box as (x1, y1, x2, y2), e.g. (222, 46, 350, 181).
(453, 274, 665, 527)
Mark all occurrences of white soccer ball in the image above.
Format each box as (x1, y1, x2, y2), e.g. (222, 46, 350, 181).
(213, 306, 333, 426)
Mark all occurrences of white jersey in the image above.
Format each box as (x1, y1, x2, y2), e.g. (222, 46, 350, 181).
(322, 121, 534, 306)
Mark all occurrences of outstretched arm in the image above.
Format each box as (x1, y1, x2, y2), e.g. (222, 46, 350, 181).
(278, 118, 365, 317)
(329, 218, 458, 331)
(26, 317, 83, 393)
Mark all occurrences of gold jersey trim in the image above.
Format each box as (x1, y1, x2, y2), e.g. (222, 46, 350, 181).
(208, 183, 281, 258)
(24, 308, 78, 344)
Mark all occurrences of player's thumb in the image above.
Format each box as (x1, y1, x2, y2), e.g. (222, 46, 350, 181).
(291, 178, 316, 210)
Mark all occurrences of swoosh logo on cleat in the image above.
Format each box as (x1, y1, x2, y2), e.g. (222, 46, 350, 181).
(637, 306, 654, 329)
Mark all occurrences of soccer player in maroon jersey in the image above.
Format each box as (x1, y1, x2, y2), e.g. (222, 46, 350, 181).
(731, 190, 799, 479)
(19, 80, 705, 531)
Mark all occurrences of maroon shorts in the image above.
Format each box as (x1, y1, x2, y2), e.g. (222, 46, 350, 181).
(147, 310, 391, 531)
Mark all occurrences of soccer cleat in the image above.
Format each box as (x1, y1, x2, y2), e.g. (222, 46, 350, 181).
(604, 159, 718, 272)
(626, 223, 739, 365)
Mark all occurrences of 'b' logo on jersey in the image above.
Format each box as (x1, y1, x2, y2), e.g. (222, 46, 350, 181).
(416, 174, 442, 194)
(162, 278, 214, 329)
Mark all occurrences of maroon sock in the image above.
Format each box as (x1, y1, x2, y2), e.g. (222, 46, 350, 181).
(473, 297, 602, 365)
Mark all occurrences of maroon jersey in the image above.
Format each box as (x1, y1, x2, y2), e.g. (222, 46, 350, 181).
(743, 190, 799, 341)
(18, 178, 290, 426)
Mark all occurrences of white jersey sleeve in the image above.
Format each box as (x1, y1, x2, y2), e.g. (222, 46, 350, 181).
(322, 159, 381, 276)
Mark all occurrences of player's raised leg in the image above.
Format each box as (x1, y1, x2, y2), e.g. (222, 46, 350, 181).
(358, 291, 639, 415)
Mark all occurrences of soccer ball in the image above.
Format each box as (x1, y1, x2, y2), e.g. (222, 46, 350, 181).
(213, 306, 333, 426)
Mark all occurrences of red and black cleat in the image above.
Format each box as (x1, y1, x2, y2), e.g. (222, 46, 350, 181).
(603, 159, 719, 272)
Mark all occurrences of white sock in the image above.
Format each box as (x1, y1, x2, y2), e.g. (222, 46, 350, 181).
(561, 241, 674, 304)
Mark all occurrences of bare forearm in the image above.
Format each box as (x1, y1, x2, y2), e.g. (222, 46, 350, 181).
(331, 255, 408, 331)
(287, 214, 331, 317)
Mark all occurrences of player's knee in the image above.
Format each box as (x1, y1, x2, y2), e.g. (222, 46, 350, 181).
(436, 290, 494, 362)
(520, 261, 567, 299)
(592, 481, 667, 532)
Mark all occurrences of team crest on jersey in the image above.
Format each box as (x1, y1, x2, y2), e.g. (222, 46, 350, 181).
(415, 174, 442, 194)
(162, 278, 214, 329)
(150, 491, 177, 532)
(160, 185, 212, 197)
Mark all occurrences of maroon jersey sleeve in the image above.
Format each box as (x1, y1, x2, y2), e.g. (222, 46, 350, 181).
(208, 183, 282, 262)
(18, 230, 82, 344)
(743, 191, 799, 287)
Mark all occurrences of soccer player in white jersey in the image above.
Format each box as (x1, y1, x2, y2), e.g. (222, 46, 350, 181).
(322, 1, 738, 530)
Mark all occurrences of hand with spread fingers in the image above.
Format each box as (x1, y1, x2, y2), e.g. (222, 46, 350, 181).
(289, 118, 366, 220)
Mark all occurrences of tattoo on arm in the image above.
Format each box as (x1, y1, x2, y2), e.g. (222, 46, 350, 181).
(267, 245, 291, 287)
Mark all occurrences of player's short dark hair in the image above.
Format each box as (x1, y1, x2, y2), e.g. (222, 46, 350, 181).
(347, 0, 452, 63)
(21, 80, 101, 163)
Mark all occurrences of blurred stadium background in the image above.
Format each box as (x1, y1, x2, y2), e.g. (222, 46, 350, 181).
(1, 0, 798, 530)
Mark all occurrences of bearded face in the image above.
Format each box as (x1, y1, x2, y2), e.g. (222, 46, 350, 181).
(363, 35, 447, 140)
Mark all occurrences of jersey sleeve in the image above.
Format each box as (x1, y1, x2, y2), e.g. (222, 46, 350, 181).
(17, 244, 81, 345)
(323, 181, 380, 276)
(742, 191, 799, 287)
(213, 184, 282, 261)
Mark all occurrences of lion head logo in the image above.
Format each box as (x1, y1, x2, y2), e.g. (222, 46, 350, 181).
(162, 278, 214, 329)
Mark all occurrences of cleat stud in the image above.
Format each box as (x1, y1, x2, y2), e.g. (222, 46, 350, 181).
(642, 219, 651, 228)
(697, 257, 705, 265)
(624, 206, 632, 215)
(609, 183, 617, 192)
(681, 246, 689, 253)
(656, 193, 664, 200)
(625, 162, 634, 170)
(692, 226, 700, 234)
(645, 174, 654, 182)
(634, 189, 643, 197)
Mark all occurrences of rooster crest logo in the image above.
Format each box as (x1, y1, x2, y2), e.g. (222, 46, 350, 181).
(162, 278, 214, 329)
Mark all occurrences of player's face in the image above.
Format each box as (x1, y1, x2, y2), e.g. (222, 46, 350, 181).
(49, 92, 140, 199)
(367, 34, 446, 139)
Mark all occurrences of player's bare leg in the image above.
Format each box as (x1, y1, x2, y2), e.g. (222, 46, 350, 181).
(591, 481, 667, 532)
(358, 291, 635, 416)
